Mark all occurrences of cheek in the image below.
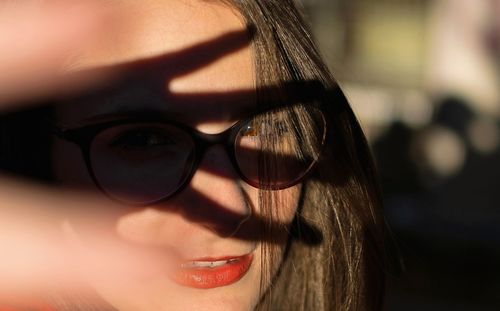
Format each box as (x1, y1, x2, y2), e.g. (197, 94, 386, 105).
(275, 185, 302, 223)
(241, 182, 302, 263)
(242, 183, 302, 224)
(242, 185, 302, 305)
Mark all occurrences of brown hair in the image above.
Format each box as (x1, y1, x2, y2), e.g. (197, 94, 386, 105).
(225, 1, 387, 310)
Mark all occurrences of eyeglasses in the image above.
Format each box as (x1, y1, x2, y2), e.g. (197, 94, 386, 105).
(53, 103, 327, 206)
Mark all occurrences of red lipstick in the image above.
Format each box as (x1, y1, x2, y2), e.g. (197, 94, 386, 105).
(171, 254, 253, 289)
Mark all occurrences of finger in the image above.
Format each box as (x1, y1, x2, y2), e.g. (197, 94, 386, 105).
(0, 177, 169, 296)
(0, 3, 119, 107)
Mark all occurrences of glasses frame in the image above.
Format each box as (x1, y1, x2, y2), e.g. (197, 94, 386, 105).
(52, 103, 327, 206)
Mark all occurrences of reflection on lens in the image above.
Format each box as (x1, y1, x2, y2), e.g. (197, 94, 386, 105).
(235, 104, 326, 189)
(90, 123, 195, 204)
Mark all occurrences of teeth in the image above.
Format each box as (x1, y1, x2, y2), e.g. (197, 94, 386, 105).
(181, 258, 239, 269)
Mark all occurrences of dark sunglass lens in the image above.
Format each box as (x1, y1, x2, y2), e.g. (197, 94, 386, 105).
(235, 105, 326, 189)
(90, 123, 195, 204)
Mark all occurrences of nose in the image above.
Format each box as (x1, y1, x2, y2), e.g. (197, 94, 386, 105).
(175, 144, 252, 236)
(114, 143, 253, 252)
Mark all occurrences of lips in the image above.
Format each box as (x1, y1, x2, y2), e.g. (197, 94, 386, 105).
(171, 254, 253, 289)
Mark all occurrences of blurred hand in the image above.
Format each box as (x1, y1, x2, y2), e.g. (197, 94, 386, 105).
(0, 2, 142, 306)
(0, 1, 118, 107)
(0, 176, 174, 305)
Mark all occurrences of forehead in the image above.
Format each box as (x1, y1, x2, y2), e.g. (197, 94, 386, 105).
(58, 0, 255, 128)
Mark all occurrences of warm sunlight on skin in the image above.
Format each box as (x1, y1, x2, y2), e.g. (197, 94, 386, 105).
(0, 178, 165, 298)
(52, 1, 302, 310)
(0, 2, 122, 106)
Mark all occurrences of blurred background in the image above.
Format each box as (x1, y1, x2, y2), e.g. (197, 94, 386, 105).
(298, 0, 500, 310)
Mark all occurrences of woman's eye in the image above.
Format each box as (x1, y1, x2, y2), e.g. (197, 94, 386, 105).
(240, 119, 289, 137)
(109, 128, 176, 150)
(241, 123, 259, 137)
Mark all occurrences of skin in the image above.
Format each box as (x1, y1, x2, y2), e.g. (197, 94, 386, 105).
(51, 1, 301, 310)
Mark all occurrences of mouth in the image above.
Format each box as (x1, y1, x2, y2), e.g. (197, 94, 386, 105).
(171, 253, 253, 289)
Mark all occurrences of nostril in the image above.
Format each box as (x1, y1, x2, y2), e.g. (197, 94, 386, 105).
(223, 191, 253, 238)
(198, 204, 252, 238)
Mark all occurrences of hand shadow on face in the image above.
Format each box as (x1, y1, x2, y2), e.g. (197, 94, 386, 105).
(2, 26, 350, 247)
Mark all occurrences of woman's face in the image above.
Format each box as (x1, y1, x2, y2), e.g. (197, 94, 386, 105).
(52, 1, 301, 310)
